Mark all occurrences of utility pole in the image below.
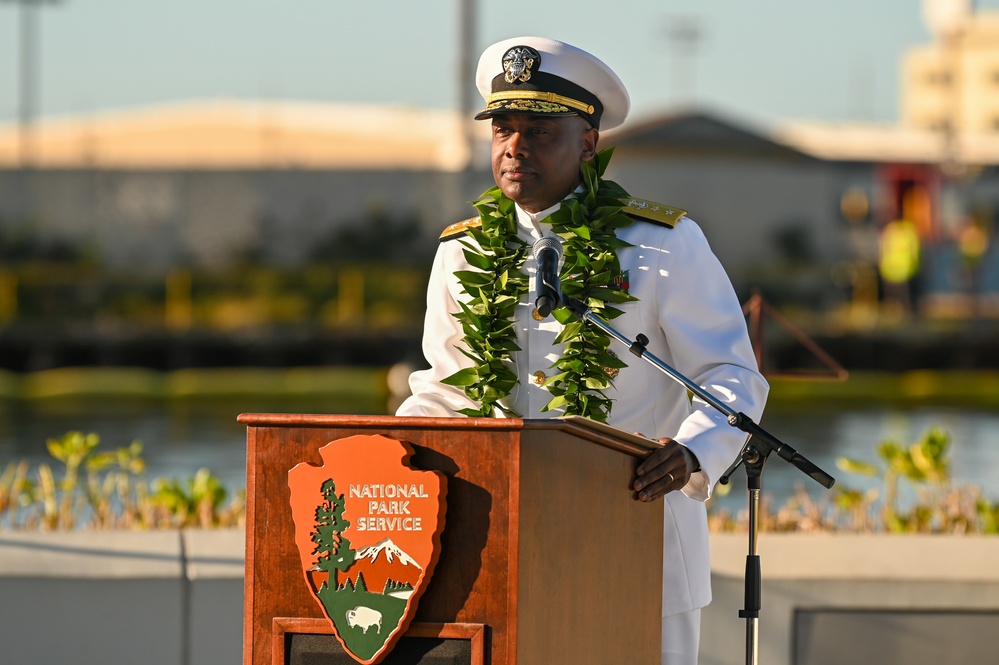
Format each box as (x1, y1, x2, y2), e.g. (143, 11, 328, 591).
(664, 16, 703, 106)
(1, 0, 60, 168)
(457, 0, 477, 173)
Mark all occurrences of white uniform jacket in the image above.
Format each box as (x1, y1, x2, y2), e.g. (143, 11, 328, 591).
(397, 199, 769, 617)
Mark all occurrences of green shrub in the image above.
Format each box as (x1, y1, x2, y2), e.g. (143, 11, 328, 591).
(710, 427, 998, 534)
(3, 427, 995, 533)
(0, 431, 244, 530)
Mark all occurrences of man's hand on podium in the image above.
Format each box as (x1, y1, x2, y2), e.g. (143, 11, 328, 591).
(632, 438, 700, 502)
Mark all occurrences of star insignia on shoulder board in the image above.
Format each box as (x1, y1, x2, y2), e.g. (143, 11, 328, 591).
(622, 198, 686, 228)
(439, 216, 482, 241)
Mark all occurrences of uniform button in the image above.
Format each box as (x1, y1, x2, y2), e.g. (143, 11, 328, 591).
(531, 371, 546, 385)
(603, 349, 621, 379)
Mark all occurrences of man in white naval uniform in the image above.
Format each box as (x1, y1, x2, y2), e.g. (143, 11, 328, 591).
(396, 36, 769, 665)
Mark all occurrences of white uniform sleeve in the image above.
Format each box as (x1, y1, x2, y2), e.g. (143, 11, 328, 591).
(657, 219, 770, 501)
(395, 241, 479, 417)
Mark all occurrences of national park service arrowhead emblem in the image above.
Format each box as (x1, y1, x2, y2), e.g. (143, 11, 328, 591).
(288, 435, 447, 664)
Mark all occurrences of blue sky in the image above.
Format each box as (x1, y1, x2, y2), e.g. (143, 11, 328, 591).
(1, 1, 996, 128)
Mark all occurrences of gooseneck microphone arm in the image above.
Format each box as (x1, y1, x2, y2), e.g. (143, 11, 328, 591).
(559, 294, 834, 488)
(559, 292, 834, 665)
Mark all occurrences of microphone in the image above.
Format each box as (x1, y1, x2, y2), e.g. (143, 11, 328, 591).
(533, 236, 563, 318)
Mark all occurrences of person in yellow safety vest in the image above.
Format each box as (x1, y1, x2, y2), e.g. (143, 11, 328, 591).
(957, 218, 990, 297)
(878, 218, 921, 311)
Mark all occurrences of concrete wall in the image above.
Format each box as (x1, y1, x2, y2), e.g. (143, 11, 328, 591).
(0, 529, 244, 665)
(703, 533, 999, 665)
(1, 530, 998, 665)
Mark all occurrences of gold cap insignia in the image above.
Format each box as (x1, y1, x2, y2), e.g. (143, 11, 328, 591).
(503, 46, 540, 84)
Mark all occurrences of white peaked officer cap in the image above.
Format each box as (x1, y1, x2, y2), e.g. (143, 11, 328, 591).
(474, 36, 630, 131)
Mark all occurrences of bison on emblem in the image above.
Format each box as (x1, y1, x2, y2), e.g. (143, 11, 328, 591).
(345, 606, 383, 634)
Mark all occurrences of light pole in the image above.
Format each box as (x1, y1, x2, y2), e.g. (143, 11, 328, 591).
(1, 0, 60, 168)
(457, 0, 477, 173)
(664, 16, 704, 106)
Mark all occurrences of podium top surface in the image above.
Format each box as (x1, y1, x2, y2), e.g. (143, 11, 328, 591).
(237, 413, 662, 458)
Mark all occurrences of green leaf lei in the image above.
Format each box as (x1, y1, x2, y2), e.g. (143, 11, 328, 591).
(441, 147, 638, 422)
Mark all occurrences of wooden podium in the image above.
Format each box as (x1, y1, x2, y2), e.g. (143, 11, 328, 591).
(240, 414, 664, 665)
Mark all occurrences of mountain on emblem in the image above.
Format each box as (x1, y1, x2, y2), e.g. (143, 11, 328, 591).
(349, 539, 423, 599)
(288, 434, 447, 665)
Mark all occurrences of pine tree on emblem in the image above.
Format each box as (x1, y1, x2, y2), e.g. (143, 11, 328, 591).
(311, 479, 356, 575)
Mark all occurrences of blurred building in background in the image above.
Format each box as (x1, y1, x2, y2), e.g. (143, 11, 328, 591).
(903, 0, 999, 136)
(0, 1, 997, 363)
(0, 100, 490, 271)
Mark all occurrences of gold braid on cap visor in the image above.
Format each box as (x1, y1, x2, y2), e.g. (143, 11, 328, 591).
(485, 90, 595, 115)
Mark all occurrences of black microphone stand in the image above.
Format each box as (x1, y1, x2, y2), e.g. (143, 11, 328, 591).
(561, 295, 834, 665)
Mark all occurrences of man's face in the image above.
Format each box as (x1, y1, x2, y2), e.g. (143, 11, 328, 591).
(490, 114, 598, 213)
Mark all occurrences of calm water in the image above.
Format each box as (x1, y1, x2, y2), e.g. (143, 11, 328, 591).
(1, 396, 996, 513)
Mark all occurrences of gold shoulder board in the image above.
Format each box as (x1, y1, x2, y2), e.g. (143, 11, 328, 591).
(439, 216, 482, 241)
(622, 198, 686, 228)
